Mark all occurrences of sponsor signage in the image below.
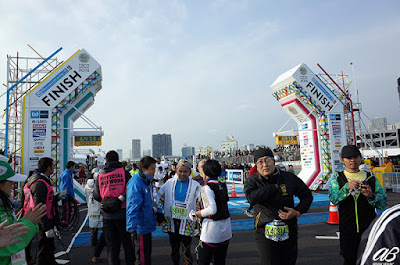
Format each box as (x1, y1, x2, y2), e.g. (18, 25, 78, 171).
(226, 170, 244, 184)
(23, 49, 102, 175)
(25, 109, 52, 169)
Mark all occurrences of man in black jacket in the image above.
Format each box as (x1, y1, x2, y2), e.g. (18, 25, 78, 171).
(244, 148, 313, 265)
(93, 150, 134, 265)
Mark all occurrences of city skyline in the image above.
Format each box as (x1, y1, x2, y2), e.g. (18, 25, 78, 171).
(121, 134, 257, 158)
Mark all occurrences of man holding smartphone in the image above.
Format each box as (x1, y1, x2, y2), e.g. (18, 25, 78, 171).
(329, 145, 387, 265)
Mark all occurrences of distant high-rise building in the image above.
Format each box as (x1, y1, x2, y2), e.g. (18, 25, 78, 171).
(116, 149, 123, 160)
(152, 134, 172, 158)
(182, 146, 195, 157)
(132, 139, 141, 159)
(220, 136, 238, 153)
(195, 146, 213, 156)
(368, 117, 388, 131)
(241, 144, 255, 151)
(143, 150, 151, 157)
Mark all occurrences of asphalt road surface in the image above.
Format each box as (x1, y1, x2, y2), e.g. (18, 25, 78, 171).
(29, 189, 400, 265)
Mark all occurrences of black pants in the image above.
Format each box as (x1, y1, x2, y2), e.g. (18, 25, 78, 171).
(61, 198, 70, 226)
(168, 232, 193, 265)
(255, 228, 298, 265)
(340, 232, 362, 265)
(91, 228, 99, 246)
(103, 218, 135, 265)
(36, 229, 56, 265)
(25, 239, 33, 262)
(198, 240, 229, 265)
(94, 231, 107, 258)
(132, 232, 152, 265)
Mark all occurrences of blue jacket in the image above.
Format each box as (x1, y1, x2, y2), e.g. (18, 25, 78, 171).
(58, 169, 75, 197)
(126, 171, 156, 235)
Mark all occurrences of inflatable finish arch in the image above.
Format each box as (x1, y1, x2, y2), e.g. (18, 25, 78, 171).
(271, 63, 349, 190)
(22, 49, 102, 176)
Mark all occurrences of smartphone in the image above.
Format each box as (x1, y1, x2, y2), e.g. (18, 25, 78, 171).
(361, 180, 368, 185)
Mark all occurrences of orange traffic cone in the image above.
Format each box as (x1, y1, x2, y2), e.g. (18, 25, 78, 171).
(327, 202, 339, 225)
(230, 181, 237, 198)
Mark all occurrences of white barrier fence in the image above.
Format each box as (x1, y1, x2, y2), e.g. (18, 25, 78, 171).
(382, 172, 400, 192)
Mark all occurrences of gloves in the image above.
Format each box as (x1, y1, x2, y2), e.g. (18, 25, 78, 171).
(58, 189, 67, 199)
(189, 210, 197, 221)
(156, 212, 166, 225)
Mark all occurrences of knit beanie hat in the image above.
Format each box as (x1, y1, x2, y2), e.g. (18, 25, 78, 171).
(253, 148, 274, 162)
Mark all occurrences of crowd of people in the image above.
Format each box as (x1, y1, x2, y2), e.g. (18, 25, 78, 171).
(211, 144, 300, 161)
(273, 144, 301, 161)
(88, 152, 233, 265)
(213, 149, 255, 158)
(366, 156, 399, 171)
(1, 145, 399, 265)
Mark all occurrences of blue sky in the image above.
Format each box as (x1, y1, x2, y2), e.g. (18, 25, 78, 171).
(1, 0, 399, 158)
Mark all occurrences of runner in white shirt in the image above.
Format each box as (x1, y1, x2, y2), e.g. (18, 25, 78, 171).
(191, 159, 232, 265)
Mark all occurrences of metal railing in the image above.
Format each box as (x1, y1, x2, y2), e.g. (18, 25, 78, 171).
(381, 172, 400, 192)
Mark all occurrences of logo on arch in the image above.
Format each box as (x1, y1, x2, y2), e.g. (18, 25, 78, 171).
(31, 110, 48, 119)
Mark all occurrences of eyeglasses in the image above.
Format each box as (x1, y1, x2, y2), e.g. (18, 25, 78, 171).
(256, 158, 274, 165)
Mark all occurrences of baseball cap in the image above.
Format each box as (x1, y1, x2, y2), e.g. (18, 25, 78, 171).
(340, 145, 361, 158)
(176, 159, 192, 169)
(0, 161, 28, 182)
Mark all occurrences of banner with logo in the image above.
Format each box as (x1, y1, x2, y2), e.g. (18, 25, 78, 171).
(26, 50, 100, 108)
(292, 64, 339, 113)
(23, 49, 101, 173)
(226, 170, 244, 183)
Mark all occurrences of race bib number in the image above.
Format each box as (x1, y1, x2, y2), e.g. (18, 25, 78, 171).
(264, 220, 289, 242)
(171, 202, 188, 220)
(11, 249, 27, 265)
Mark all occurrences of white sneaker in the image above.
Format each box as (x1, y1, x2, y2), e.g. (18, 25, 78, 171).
(244, 210, 254, 218)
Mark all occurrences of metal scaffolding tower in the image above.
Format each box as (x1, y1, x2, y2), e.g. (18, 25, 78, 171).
(5, 48, 62, 172)
(316, 64, 357, 145)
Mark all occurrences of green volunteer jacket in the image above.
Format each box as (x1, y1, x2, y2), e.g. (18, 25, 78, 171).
(0, 205, 39, 265)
